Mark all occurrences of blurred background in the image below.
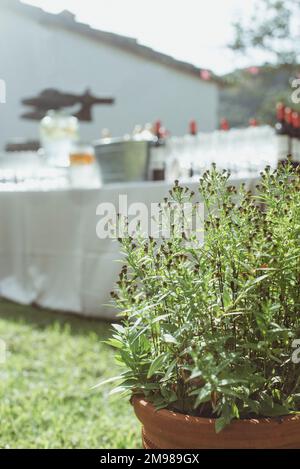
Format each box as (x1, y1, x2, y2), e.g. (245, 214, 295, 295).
(0, 0, 299, 449)
(0, 0, 299, 144)
(0, 0, 300, 326)
(0, 0, 300, 328)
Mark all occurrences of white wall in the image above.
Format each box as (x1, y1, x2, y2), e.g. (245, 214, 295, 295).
(0, 4, 218, 150)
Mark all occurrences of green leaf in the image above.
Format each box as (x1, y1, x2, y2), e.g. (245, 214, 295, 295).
(111, 324, 125, 334)
(91, 375, 122, 390)
(119, 350, 135, 367)
(147, 353, 166, 379)
(109, 386, 131, 396)
(260, 401, 291, 417)
(161, 360, 177, 383)
(162, 334, 178, 345)
(215, 403, 235, 433)
(193, 384, 212, 408)
(104, 338, 123, 349)
(130, 326, 148, 345)
(215, 417, 227, 433)
(222, 288, 232, 309)
(152, 314, 171, 324)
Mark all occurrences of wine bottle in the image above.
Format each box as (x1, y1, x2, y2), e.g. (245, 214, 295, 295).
(249, 118, 258, 127)
(275, 103, 292, 165)
(275, 103, 287, 135)
(284, 107, 293, 142)
(292, 111, 300, 163)
(220, 118, 230, 131)
(189, 120, 198, 136)
(149, 120, 166, 181)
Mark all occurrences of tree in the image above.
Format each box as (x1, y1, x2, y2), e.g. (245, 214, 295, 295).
(230, 0, 300, 65)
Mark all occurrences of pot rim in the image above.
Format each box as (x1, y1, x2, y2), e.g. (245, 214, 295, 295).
(132, 395, 300, 427)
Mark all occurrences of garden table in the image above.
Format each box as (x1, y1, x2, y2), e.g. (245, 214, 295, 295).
(0, 177, 257, 319)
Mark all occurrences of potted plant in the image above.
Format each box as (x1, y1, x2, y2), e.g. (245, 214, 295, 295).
(99, 164, 300, 449)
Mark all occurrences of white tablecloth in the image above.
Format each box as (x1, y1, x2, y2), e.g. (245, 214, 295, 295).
(0, 178, 257, 319)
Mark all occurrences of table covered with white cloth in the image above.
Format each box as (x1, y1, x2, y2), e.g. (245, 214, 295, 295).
(0, 178, 257, 319)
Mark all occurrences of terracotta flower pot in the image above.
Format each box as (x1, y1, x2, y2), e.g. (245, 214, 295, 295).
(132, 396, 300, 449)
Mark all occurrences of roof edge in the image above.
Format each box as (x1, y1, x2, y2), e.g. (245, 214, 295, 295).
(4, 0, 222, 85)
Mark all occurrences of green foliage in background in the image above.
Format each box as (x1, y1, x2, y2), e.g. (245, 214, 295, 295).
(230, 0, 300, 65)
(220, 64, 300, 127)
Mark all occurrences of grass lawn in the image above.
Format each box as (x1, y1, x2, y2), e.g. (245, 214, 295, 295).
(0, 299, 140, 449)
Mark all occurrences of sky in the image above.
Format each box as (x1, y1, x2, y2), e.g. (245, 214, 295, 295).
(23, 0, 266, 75)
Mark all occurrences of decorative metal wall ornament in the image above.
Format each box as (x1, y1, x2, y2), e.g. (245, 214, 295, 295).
(21, 88, 115, 121)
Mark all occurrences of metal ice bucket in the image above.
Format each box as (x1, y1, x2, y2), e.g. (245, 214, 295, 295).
(93, 138, 150, 183)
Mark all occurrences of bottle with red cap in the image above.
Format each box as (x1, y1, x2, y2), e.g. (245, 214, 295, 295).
(154, 120, 162, 139)
(275, 102, 292, 164)
(249, 118, 259, 127)
(275, 103, 288, 135)
(149, 120, 166, 181)
(187, 120, 198, 177)
(284, 107, 293, 145)
(220, 118, 230, 131)
(292, 111, 300, 163)
(153, 120, 168, 144)
(291, 111, 299, 138)
(189, 120, 198, 136)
